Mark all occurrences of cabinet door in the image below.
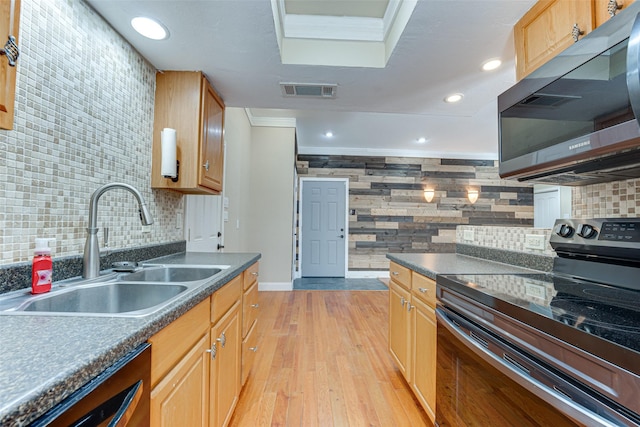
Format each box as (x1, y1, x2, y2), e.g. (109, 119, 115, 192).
(411, 297, 437, 425)
(0, 0, 20, 130)
(151, 333, 210, 427)
(594, 0, 635, 27)
(514, 0, 594, 80)
(210, 300, 242, 427)
(199, 79, 225, 193)
(389, 280, 412, 382)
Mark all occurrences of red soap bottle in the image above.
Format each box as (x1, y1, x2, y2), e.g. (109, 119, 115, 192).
(32, 238, 54, 294)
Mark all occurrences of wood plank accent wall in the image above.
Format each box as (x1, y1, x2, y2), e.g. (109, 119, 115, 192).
(296, 155, 534, 271)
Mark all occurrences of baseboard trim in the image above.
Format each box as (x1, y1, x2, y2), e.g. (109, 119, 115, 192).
(258, 282, 293, 291)
(346, 270, 389, 278)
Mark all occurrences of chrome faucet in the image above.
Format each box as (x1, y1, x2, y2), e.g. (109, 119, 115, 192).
(83, 183, 154, 278)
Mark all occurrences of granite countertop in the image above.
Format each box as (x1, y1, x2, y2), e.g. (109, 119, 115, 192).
(0, 252, 261, 426)
(386, 252, 540, 280)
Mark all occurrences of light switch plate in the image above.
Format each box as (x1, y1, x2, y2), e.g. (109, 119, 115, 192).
(525, 234, 546, 250)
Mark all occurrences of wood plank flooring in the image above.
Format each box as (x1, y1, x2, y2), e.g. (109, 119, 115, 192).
(229, 291, 430, 427)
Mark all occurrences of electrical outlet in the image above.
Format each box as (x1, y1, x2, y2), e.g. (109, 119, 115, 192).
(463, 230, 474, 241)
(525, 234, 545, 250)
(141, 225, 152, 234)
(176, 212, 183, 229)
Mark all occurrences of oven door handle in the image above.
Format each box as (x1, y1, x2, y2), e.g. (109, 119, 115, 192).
(435, 307, 620, 427)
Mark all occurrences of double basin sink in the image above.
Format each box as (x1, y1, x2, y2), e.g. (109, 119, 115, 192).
(0, 265, 229, 317)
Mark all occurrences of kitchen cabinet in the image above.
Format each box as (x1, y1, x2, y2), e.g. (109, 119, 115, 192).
(410, 272, 437, 425)
(149, 273, 245, 427)
(241, 262, 260, 385)
(0, 0, 20, 130)
(514, 0, 635, 80)
(388, 263, 437, 425)
(210, 274, 243, 427)
(152, 71, 225, 194)
(388, 262, 412, 382)
(594, 0, 635, 27)
(514, 0, 593, 80)
(149, 299, 211, 426)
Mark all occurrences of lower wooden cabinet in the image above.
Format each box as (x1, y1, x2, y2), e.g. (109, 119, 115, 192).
(210, 299, 242, 427)
(149, 266, 257, 427)
(151, 333, 210, 426)
(388, 266, 437, 425)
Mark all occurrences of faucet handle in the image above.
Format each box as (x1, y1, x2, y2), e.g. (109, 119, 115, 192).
(104, 227, 109, 248)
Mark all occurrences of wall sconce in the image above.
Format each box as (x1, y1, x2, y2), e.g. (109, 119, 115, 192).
(424, 189, 435, 203)
(467, 189, 479, 204)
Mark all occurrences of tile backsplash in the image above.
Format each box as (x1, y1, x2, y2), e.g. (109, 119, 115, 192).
(0, 0, 183, 266)
(456, 225, 554, 257)
(572, 178, 640, 218)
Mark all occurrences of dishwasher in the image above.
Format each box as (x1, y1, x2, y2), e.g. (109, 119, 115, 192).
(31, 343, 150, 427)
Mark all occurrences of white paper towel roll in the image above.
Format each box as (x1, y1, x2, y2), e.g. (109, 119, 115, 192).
(161, 128, 177, 178)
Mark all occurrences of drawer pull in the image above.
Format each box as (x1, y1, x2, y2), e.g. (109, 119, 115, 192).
(249, 346, 258, 353)
(251, 303, 259, 308)
(392, 271, 400, 276)
(251, 272, 258, 276)
(400, 297, 406, 307)
(418, 287, 428, 293)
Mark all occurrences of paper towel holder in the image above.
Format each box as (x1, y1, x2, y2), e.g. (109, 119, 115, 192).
(163, 161, 179, 182)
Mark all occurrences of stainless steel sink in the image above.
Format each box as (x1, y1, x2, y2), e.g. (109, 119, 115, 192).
(123, 266, 222, 283)
(16, 282, 189, 315)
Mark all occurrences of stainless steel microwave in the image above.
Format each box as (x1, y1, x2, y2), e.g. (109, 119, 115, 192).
(498, 1, 640, 185)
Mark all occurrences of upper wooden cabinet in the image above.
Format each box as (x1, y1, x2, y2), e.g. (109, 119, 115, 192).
(0, 0, 20, 130)
(514, 0, 635, 80)
(594, 0, 635, 27)
(152, 71, 225, 194)
(514, 0, 594, 80)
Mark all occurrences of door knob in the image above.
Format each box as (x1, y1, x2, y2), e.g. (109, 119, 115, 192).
(338, 235, 344, 238)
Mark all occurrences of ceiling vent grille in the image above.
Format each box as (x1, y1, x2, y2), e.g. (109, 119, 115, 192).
(280, 83, 337, 98)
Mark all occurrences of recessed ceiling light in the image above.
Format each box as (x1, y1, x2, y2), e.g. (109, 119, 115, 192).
(417, 137, 427, 143)
(131, 17, 169, 40)
(324, 131, 334, 138)
(482, 59, 502, 71)
(444, 93, 464, 103)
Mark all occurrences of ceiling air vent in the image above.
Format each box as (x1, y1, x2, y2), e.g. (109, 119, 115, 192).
(280, 83, 337, 98)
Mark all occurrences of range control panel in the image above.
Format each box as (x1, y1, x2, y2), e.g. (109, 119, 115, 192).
(550, 218, 640, 253)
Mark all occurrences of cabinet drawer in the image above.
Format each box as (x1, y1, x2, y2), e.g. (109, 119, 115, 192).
(243, 262, 259, 290)
(242, 280, 259, 338)
(212, 274, 242, 324)
(389, 261, 411, 290)
(412, 272, 436, 309)
(148, 298, 210, 388)
(241, 320, 259, 386)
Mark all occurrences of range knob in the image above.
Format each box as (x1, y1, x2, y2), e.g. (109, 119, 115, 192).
(577, 224, 597, 239)
(554, 223, 574, 238)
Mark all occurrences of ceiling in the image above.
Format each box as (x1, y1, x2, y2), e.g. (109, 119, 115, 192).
(85, 0, 537, 159)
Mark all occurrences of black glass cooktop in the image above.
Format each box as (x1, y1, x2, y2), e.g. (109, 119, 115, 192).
(438, 273, 640, 355)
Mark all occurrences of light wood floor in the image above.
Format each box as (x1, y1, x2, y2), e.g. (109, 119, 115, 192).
(229, 291, 430, 427)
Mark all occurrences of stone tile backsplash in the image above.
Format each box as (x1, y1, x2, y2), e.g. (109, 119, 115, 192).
(456, 225, 554, 257)
(0, 0, 183, 266)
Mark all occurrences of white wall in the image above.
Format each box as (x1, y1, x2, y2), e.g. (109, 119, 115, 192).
(248, 127, 296, 289)
(222, 108, 253, 252)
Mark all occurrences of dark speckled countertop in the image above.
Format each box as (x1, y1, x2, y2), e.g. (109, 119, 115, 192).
(386, 252, 540, 279)
(0, 252, 260, 427)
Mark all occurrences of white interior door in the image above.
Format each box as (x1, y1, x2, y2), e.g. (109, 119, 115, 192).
(534, 188, 561, 228)
(301, 179, 347, 277)
(185, 195, 223, 252)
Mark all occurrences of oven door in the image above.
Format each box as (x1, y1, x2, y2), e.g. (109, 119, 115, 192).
(435, 307, 627, 427)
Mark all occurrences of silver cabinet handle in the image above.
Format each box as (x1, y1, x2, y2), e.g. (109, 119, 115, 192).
(571, 23, 584, 42)
(203, 160, 210, 171)
(418, 287, 428, 293)
(608, 0, 622, 17)
(392, 271, 399, 276)
(206, 342, 217, 360)
(400, 297, 406, 307)
(251, 303, 259, 308)
(407, 302, 413, 312)
(217, 332, 226, 348)
(249, 346, 258, 352)
(251, 272, 258, 276)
